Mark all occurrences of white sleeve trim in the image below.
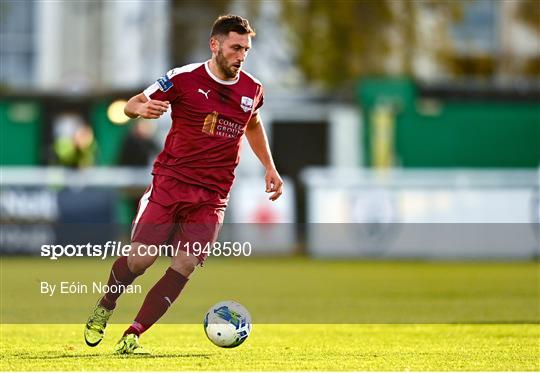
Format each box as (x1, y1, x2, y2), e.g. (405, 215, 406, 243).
(172, 62, 204, 76)
(143, 82, 160, 100)
(142, 62, 204, 100)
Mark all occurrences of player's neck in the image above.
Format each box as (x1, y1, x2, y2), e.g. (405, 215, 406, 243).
(208, 59, 235, 82)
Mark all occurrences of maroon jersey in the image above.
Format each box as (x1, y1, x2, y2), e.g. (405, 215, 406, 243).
(143, 61, 264, 198)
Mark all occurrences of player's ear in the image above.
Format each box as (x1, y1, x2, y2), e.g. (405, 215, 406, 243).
(209, 37, 219, 54)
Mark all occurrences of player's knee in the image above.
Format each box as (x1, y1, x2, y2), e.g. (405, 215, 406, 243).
(171, 260, 197, 278)
(127, 256, 146, 275)
(126, 253, 153, 275)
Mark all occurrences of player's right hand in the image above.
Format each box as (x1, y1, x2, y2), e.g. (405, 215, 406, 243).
(138, 100, 170, 119)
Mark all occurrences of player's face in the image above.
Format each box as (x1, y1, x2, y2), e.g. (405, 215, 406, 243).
(214, 32, 251, 79)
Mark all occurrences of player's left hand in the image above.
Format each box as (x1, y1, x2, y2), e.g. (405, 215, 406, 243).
(265, 168, 283, 201)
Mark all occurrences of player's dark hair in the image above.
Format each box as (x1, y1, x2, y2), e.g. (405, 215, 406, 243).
(210, 15, 255, 38)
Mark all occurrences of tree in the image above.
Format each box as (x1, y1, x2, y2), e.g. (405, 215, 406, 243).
(280, 0, 464, 88)
(281, 0, 394, 87)
(516, 0, 540, 34)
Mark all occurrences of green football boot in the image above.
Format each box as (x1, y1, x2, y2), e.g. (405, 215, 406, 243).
(113, 333, 150, 355)
(84, 303, 113, 347)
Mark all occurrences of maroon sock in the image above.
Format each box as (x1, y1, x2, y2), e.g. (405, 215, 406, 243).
(99, 256, 139, 310)
(123, 267, 188, 336)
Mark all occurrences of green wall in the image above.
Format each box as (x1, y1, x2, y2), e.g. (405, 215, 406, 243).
(0, 101, 42, 165)
(0, 100, 132, 166)
(91, 101, 132, 165)
(398, 102, 539, 167)
(359, 78, 540, 168)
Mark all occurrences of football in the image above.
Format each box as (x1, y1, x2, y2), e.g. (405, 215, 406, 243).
(203, 300, 252, 348)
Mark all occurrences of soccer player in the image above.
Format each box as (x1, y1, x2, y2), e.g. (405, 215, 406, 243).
(84, 15, 283, 355)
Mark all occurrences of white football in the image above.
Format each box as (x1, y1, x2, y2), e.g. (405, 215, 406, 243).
(203, 300, 252, 348)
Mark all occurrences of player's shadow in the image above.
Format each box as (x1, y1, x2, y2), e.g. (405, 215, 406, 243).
(136, 353, 212, 359)
(16, 353, 102, 360)
(17, 352, 212, 360)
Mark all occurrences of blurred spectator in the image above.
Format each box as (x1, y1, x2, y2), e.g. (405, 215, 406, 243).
(118, 119, 158, 166)
(117, 119, 159, 231)
(52, 113, 97, 168)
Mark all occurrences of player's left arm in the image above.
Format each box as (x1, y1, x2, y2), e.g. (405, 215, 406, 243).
(245, 113, 283, 201)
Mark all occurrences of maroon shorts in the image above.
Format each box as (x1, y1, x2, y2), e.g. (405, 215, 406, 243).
(131, 174, 227, 262)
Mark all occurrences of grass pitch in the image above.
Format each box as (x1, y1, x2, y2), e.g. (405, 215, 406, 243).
(1, 323, 538, 371)
(1, 257, 539, 370)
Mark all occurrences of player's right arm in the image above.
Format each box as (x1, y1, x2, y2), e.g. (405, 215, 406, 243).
(124, 93, 170, 120)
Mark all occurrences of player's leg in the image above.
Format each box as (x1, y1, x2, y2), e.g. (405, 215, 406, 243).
(98, 242, 158, 310)
(120, 250, 197, 337)
(113, 254, 201, 355)
(85, 179, 171, 348)
(132, 210, 224, 331)
(98, 183, 159, 310)
(115, 203, 224, 354)
(84, 244, 153, 347)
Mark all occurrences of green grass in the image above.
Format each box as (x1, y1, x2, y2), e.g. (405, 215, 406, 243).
(2, 257, 538, 323)
(1, 324, 539, 371)
(1, 257, 539, 370)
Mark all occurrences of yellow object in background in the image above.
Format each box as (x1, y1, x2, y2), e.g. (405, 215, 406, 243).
(371, 103, 395, 168)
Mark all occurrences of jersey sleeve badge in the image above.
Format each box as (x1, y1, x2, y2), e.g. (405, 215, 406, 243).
(157, 75, 173, 92)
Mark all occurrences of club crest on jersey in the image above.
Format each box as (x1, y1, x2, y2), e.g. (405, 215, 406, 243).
(157, 75, 173, 92)
(240, 96, 254, 112)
